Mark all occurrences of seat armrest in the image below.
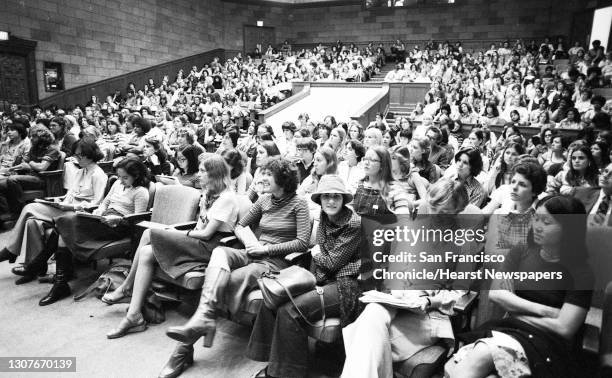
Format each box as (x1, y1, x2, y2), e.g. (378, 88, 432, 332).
(286, 251, 311, 263)
(123, 211, 152, 223)
(453, 291, 478, 314)
(171, 221, 197, 230)
(39, 169, 64, 177)
(44, 196, 66, 201)
(220, 235, 238, 245)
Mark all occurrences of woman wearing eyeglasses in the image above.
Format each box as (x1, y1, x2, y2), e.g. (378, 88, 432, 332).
(352, 146, 411, 216)
(105, 154, 240, 338)
(0, 138, 108, 283)
(172, 145, 201, 188)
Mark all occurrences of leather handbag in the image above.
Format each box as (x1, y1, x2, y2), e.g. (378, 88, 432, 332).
(257, 265, 316, 310)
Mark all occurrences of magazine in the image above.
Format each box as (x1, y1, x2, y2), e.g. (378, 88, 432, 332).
(358, 290, 425, 311)
(34, 199, 78, 211)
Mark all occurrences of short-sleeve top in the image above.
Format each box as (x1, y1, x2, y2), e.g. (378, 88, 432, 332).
(196, 190, 239, 233)
(504, 246, 593, 310)
(26, 145, 61, 172)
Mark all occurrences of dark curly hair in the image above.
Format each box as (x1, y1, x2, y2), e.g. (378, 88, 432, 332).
(261, 157, 299, 194)
(73, 136, 104, 162)
(221, 148, 244, 179)
(115, 158, 150, 188)
(454, 147, 483, 177)
(512, 160, 547, 197)
(132, 116, 151, 134)
(29, 124, 55, 153)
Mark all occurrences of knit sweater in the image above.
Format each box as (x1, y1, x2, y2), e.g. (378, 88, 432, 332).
(238, 192, 310, 256)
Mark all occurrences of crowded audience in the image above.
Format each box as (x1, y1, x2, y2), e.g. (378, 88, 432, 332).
(0, 36, 611, 378)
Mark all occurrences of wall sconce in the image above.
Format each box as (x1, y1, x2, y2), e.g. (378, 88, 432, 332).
(257, 20, 264, 27)
(0, 31, 9, 41)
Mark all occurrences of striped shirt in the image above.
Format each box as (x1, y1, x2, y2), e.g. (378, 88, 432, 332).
(239, 192, 310, 257)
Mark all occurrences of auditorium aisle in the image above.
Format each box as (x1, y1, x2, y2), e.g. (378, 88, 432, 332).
(0, 231, 340, 378)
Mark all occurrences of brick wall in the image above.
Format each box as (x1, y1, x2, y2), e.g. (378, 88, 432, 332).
(0, 0, 225, 100)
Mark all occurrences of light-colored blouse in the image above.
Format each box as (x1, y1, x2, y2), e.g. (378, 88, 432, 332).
(63, 164, 108, 206)
(97, 180, 149, 216)
(196, 189, 239, 233)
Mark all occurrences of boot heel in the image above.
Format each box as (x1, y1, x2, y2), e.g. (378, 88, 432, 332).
(203, 328, 216, 348)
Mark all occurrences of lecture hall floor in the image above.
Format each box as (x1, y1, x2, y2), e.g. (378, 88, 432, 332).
(0, 231, 340, 378)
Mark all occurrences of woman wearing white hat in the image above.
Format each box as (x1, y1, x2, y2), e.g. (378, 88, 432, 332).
(246, 174, 362, 378)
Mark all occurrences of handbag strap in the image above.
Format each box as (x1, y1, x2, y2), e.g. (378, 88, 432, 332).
(276, 280, 326, 328)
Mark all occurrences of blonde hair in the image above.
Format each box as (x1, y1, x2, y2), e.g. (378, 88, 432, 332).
(201, 154, 231, 200)
(426, 178, 468, 214)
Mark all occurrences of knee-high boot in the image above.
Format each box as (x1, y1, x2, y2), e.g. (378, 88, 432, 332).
(39, 247, 72, 306)
(165, 266, 230, 347)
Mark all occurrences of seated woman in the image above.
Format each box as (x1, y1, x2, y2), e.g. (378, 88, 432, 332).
(163, 158, 310, 351)
(0, 138, 107, 279)
(484, 142, 526, 197)
(484, 160, 547, 254)
(338, 139, 366, 194)
(0, 125, 61, 217)
(245, 174, 362, 378)
(105, 154, 239, 338)
(390, 145, 429, 211)
(538, 132, 566, 173)
(408, 136, 439, 183)
(246, 141, 281, 202)
(143, 136, 171, 178)
(0, 120, 31, 215)
(341, 178, 471, 378)
(449, 148, 487, 207)
(559, 145, 599, 196)
(215, 129, 239, 155)
(37, 158, 150, 306)
(352, 146, 412, 216)
(297, 146, 338, 214)
(222, 148, 249, 195)
(172, 145, 200, 188)
(445, 195, 594, 378)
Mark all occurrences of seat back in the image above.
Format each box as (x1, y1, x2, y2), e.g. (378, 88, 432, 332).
(150, 184, 201, 224)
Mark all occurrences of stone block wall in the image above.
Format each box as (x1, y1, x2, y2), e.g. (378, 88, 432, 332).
(0, 0, 225, 99)
(281, 0, 587, 45)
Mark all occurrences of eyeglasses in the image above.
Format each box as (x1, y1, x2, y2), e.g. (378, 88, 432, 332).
(74, 153, 84, 159)
(177, 157, 187, 162)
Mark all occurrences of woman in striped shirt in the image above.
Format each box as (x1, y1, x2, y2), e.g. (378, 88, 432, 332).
(163, 157, 310, 353)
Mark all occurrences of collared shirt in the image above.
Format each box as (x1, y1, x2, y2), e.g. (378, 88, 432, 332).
(494, 204, 536, 249)
(313, 207, 361, 282)
(63, 164, 108, 206)
(0, 137, 30, 168)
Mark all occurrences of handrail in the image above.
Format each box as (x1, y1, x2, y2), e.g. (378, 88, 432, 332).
(350, 83, 389, 120)
(257, 84, 311, 124)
